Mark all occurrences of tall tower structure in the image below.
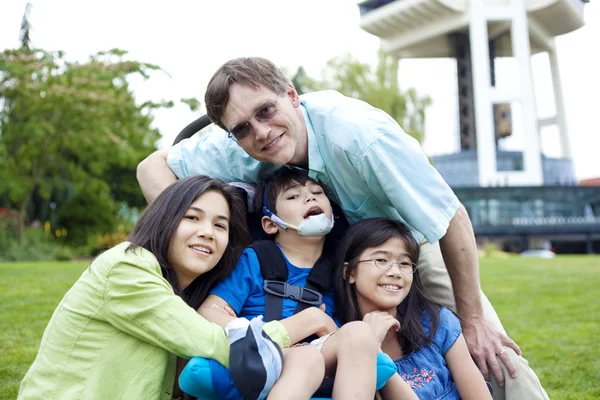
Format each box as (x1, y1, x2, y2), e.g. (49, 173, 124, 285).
(358, 0, 587, 187)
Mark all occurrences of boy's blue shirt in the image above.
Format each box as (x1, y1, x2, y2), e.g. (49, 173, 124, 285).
(211, 245, 340, 328)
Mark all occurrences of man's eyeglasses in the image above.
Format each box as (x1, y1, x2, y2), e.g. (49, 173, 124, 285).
(227, 97, 280, 142)
(357, 259, 418, 274)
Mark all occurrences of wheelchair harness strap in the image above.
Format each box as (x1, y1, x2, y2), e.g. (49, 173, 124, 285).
(249, 240, 334, 322)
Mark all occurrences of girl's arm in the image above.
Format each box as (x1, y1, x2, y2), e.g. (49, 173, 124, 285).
(378, 374, 418, 400)
(445, 333, 493, 400)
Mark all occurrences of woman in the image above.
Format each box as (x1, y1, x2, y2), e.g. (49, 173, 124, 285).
(18, 176, 289, 399)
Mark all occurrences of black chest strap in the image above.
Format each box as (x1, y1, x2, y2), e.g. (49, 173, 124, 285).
(250, 240, 335, 322)
(251, 240, 288, 322)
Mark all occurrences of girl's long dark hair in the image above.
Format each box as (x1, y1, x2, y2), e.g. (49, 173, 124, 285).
(127, 176, 251, 309)
(334, 218, 440, 355)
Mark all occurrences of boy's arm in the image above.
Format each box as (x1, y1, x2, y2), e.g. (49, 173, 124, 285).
(200, 295, 336, 346)
(278, 306, 338, 345)
(199, 294, 292, 349)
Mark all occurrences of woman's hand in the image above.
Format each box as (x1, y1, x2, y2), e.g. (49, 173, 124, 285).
(363, 311, 400, 344)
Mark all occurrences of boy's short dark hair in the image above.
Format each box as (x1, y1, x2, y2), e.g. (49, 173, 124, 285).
(254, 167, 319, 216)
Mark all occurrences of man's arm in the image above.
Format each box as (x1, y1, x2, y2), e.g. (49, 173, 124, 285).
(136, 148, 177, 203)
(439, 204, 521, 385)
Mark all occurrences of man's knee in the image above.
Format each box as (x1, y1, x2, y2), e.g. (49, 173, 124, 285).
(417, 240, 456, 310)
(489, 347, 549, 400)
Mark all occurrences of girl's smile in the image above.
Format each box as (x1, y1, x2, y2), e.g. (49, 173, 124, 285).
(348, 236, 415, 316)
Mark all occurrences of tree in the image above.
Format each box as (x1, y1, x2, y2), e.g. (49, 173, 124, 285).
(0, 47, 171, 244)
(293, 50, 431, 144)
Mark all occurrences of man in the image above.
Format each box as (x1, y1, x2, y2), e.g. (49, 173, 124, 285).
(137, 57, 548, 399)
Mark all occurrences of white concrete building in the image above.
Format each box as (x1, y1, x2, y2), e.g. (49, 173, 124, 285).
(359, 0, 587, 187)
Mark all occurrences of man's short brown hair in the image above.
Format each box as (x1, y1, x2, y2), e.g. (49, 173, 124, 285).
(205, 57, 290, 130)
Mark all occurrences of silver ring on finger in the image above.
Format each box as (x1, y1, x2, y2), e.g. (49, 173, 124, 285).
(496, 349, 506, 356)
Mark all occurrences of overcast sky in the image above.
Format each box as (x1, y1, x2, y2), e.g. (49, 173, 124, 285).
(1, 0, 598, 180)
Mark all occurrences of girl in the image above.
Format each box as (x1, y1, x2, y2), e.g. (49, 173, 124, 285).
(335, 218, 492, 400)
(18, 176, 291, 399)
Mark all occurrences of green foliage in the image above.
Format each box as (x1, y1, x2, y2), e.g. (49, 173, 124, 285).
(0, 228, 74, 262)
(0, 47, 171, 244)
(181, 97, 202, 112)
(293, 51, 431, 144)
(1, 256, 599, 399)
(482, 241, 509, 258)
(57, 181, 117, 246)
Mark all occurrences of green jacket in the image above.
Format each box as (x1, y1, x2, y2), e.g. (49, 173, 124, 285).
(18, 242, 289, 399)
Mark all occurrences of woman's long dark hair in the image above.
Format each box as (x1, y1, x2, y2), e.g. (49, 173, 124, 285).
(334, 218, 440, 355)
(127, 176, 251, 309)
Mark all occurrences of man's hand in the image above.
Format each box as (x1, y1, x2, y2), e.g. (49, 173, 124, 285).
(363, 311, 400, 345)
(462, 319, 521, 386)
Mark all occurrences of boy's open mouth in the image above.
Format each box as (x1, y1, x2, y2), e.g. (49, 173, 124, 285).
(303, 206, 324, 219)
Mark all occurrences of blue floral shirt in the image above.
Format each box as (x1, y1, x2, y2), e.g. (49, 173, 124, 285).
(395, 307, 462, 399)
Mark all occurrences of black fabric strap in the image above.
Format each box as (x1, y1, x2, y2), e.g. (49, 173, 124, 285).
(294, 251, 334, 315)
(250, 240, 288, 322)
(250, 239, 337, 320)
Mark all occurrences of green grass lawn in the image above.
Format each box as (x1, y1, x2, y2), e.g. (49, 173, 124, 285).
(479, 256, 600, 399)
(1, 256, 599, 399)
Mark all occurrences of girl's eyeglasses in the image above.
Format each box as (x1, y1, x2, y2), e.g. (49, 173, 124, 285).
(357, 259, 418, 274)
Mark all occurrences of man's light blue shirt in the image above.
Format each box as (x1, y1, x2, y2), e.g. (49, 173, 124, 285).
(168, 90, 459, 244)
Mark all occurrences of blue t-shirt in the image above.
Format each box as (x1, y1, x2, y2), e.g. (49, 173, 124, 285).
(395, 307, 462, 400)
(211, 246, 338, 328)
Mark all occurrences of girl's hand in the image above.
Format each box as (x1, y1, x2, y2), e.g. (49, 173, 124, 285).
(363, 311, 400, 344)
